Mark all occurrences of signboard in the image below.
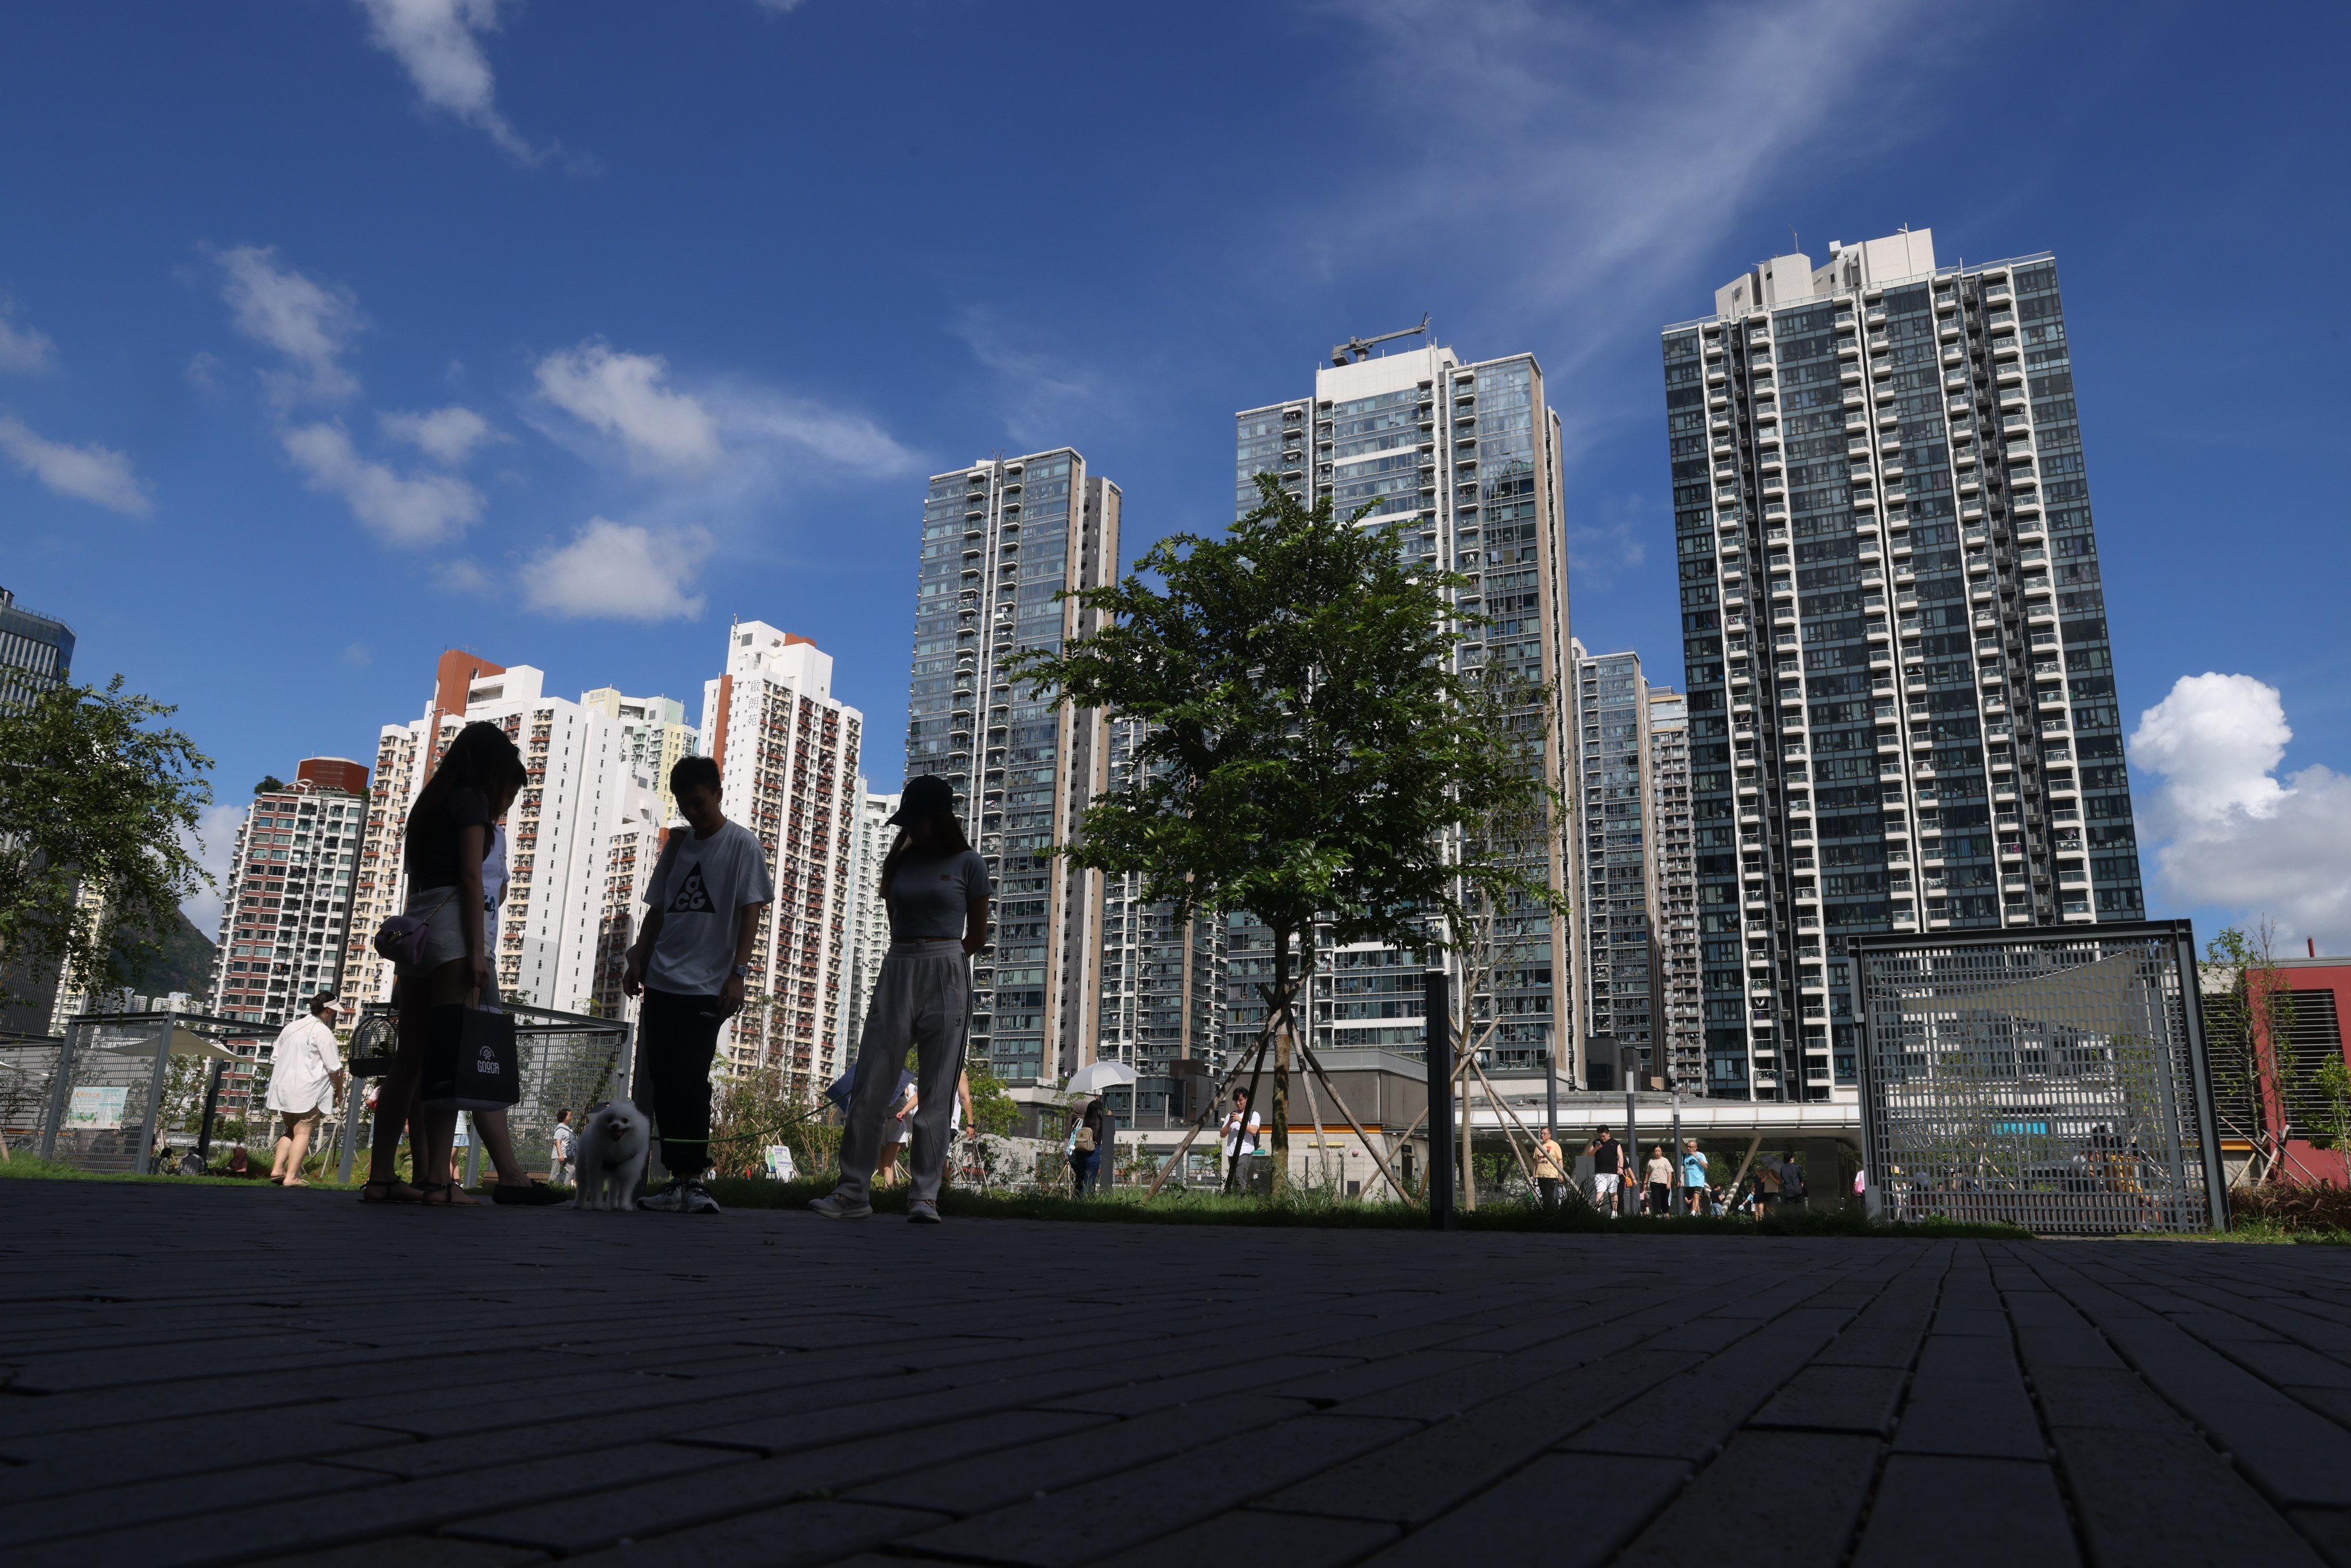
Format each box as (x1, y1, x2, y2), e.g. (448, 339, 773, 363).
(66, 1085, 131, 1130)
(765, 1145, 797, 1181)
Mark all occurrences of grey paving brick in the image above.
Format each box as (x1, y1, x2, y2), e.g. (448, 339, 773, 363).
(1617, 1430, 1881, 1566)
(901, 1414, 1417, 1567)
(1566, 1307, 1852, 1461)
(0, 1457, 386, 1546)
(551, 1500, 945, 1568)
(1256, 1349, 1696, 1525)
(1896, 1340, 2046, 1461)
(245, 1540, 549, 1568)
(457, 1410, 1100, 1552)
(1356, 1453, 1690, 1567)
(851, 1398, 1291, 1517)
(1852, 1455, 2078, 1568)
(1749, 1362, 1908, 1435)
(2053, 1426, 2327, 1567)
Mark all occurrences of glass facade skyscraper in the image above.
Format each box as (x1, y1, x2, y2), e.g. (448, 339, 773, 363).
(1570, 645, 1670, 1086)
(1231, 343, 1577, 1077)
(905, 450, 1118, 1086)
(1662, 229, 2145, 1102)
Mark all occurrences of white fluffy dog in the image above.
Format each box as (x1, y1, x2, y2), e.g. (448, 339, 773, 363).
(574, 1102, 649, 1212)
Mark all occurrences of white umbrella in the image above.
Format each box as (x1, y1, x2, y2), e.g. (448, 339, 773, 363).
(1064, 1058, 1138, 1096)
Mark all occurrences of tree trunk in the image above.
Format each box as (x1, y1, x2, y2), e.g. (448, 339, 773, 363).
(1270, 923, 1293, 1198)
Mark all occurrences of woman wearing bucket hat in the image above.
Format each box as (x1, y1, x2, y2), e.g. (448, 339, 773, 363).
(810, 774, 990, 1224)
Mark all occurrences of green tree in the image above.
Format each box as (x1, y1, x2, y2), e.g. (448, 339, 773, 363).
(965, 1061, 1020, 1138)
(0, 676, 214, 1015)
(2206, 924, 2300, 1184)
(1007, 476, 1554, 1195)
(253, 775, 286, 795)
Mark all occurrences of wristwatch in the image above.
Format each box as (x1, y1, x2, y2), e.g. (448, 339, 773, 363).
(731, 964, 749, 979)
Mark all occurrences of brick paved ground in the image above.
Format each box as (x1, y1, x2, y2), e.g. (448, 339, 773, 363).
(3, 1183, 2350, 1567)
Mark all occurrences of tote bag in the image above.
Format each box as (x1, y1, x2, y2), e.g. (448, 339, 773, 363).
(420, 1005, 521, 1112)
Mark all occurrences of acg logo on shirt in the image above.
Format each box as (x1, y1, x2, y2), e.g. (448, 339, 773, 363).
(669, 865, 714, 913)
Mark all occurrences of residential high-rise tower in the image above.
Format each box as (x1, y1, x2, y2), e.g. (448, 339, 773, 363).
(1647, 685, 1702, 1088)
(1232, 341, 1577, 1077)
(903, 451, 1119, 1086)
(700, 624, 862, 1087)
(1661, 228, 2145, 1101)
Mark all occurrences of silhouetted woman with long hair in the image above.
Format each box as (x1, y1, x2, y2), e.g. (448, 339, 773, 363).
(808, 774, 989, 1224)
(360, 721, 527, 1204)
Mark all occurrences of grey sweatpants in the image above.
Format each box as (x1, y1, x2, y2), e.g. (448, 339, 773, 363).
(836, 940, 969, 1204)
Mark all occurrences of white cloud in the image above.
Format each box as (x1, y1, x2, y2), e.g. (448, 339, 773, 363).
(534, 340, 722, 472)
(380, 403, 502, 464)
(951, 308, 1110, 448)
(0, 302, 55, 373)
(522, 517, 712, 622)
(353, 0, 547, 164)
(180, 802, 250, 936)
(0, 413, 151, 515)
(2131, 673, 2351, 951)
(282, 421, 483, 545)
(434, 557, 493, 595)
(214, 244, 363, 406)
(1314, 1, 1912, 377)
(716, 383, 916, 475)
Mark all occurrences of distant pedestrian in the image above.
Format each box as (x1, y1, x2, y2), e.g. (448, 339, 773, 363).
(809, 774, 990, 1225)
(1644, 1144, 1673, 1216)
(1068, 1099, 1100, 1196)
(266, 993, 347, 1186)
(1081, 1093, 1114, 1193)
(876, 1074, 916, 1187)
(1587, 1128, 1627, 1215)
(1781, 1156, 1807, 1209)
(626, 756, 777, 1216)
(548, 1109, 575, 1186)
(1682, 1139, 1709, 1215)
(1533, 1127, 1565, 1209)
(1220, 1088, 1262, 1194)
(1755, 1158, 1783, 1213)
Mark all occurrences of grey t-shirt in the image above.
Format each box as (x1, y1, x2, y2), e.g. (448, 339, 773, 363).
(885, 849, 991, 941)
(643, 821, 776, 996)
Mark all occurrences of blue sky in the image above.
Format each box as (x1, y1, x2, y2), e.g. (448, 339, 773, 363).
(2, 1, 2346, 947)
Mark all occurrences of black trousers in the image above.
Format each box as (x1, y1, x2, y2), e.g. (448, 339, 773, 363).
(639, 987, 724, 1178)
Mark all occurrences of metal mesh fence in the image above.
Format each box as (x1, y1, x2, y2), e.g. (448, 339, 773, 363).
(347, 1003, 631, 1178)
(1852, 921, 2225, 1235)
(0, 1033, 65, 1158)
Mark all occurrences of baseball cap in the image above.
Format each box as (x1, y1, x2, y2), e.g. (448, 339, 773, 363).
(889, 774, 957, 825)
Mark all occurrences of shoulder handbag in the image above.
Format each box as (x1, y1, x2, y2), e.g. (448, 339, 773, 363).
(373, 888, 457, 968)
(1073, 1124, 1096, 1152)
(420, 1004, 521, 1112)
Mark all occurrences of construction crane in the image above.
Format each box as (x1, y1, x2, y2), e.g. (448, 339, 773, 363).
(1330, 313, 1431, 367)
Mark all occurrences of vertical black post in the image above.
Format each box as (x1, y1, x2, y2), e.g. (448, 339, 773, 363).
(1426, 969, 1453, 1231)
(193, 1058, 227, 1164)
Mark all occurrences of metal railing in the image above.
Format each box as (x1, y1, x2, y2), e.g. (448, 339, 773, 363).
(344, 1002, 632, 1182)
(1851, 920, 2225, 1234)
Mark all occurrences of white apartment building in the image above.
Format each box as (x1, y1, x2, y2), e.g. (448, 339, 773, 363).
(837, 785, 897, 1061)
(699, 623, 863, 1088)
(1647, 687, 1701, 1088)
(343, 659, 662, 1016)
(581, 688, 696, 816)
(208, 758, 371, 1027)
(1665, 227, 2145, 1100)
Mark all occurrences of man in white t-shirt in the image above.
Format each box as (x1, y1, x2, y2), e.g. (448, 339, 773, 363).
(265, 994, 347, 1186)
(1220, 1087, 1262, 1194)
(623, 756, 774, 1214)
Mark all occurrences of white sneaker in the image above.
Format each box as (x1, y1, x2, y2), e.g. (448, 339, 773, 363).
(907, 1200, 941, 1224)
(808, 1190, 872, 1220)
(638, 1179, 719, 1213)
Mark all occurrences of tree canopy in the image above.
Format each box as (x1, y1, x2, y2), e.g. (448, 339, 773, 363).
(1007, 475, 1557, 1191)
(0, 676, 214, 1015)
